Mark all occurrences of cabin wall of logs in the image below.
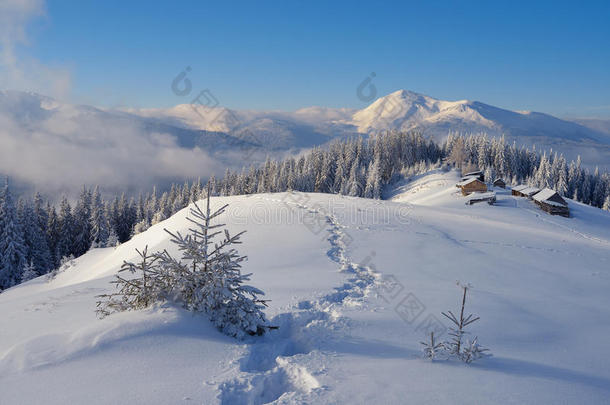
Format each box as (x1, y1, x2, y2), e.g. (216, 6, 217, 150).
(458, 180, 487, 195)
(534, 200, 570, 217)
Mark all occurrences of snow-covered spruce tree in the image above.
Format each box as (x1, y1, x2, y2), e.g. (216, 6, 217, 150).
(57, 197, 75, 260)
(19, 200, 52, 274)
(21, 260, 38, 282)
(46, 203, 61, 268)
(603, 195, 610, 212)
(106, 229, 119, 248)
(0, 179, 27, 289)
(72, 186, 93, 256)
(96, 188, 270, 338)
(364, 156, 382, 199)
(90, 185, 110, 247)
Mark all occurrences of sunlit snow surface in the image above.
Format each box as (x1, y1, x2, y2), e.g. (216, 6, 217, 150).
(2, 169, 610, 404)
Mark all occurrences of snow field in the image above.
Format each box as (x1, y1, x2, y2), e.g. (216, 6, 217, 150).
(2, 171, 610, 404)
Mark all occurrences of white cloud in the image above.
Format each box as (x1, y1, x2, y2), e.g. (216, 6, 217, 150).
(0, 93, 224, 194)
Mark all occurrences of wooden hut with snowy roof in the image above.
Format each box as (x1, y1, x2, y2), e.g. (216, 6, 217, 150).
(512, 185, 541, 199)
(532, 188, 569, 217)
(466, 191, 496, 205)
(511, 185, 527, 196)
(456, 177, 487, 196)
(462, 170, 484, 182)
(493, 178, 506, 188)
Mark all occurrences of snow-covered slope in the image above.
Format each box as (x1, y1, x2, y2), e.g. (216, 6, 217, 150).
(2, 171, 610, 404)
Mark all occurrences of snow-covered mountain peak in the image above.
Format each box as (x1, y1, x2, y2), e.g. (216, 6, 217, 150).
(386, 89, 435, 102)
(352, 89, 477, 132)
(350, 89, 607, 155)
(369, 89, 440, 111)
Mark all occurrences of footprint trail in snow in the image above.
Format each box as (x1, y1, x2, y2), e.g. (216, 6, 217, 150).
(217, 195, 382, 404)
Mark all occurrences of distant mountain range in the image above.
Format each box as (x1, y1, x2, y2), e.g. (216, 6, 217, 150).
(128, 89, 610, 166)
(1, 89, 609, 195)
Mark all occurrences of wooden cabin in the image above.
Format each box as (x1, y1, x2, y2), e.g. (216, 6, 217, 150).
(522, 187, 541, 198)
(462, 170, 484, 182)
(532, 188, 569, 217)
(456, 177, 487, 196)
(512, 185, 540, 199)
(511, 184, 527, 196)
(493, 178, 506, 188)
(466, 191, 496, 205)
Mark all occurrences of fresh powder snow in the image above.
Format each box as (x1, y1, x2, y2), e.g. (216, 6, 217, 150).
(1, 170, 610, 404)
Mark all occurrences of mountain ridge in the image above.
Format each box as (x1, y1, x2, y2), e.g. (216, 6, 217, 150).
(2, 89, 610, 195)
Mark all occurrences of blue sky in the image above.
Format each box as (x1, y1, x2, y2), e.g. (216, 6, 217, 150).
(11, 0, 610, 117)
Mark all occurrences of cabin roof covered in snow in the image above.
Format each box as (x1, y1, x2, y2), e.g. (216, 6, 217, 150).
(521, 187, 541, 196)
(467, 191, 496, 199)
(533, 188, 567, 206)
(464, 170, 483, 176)
(456, 177, 482, 187)
(512, 184, 528, 192)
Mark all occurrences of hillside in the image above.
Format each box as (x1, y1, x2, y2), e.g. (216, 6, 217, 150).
(1, 170, 610, 404)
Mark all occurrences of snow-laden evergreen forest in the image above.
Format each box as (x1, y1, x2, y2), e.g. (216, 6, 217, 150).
(1, 131, 609, 291)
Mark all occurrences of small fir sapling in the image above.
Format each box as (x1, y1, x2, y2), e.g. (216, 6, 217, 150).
(96, 185, 273, 338)
(420, 331, 444, 360)
(420, 282, 490, 362)
(440, 283, 489, 362)
(442, 283, 479, 356)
